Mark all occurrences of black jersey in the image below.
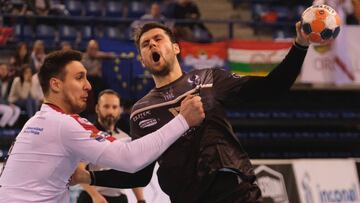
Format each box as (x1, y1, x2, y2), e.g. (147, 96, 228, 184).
(129, 45, 307, 202)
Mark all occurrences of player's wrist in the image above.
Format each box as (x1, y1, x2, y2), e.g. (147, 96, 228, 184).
(89, 170, 96, 185)
(137, 200, 146, 203)
(293, 39, 309, 50)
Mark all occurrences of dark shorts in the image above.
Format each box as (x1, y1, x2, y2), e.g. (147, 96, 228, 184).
(77, 190, 128, 203)
(200, 171, 263, 203)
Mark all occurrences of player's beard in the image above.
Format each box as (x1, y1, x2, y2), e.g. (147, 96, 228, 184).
(148, 64, 171, 77)
(100, 115, 119, 129)
(146, 51, 172, 77)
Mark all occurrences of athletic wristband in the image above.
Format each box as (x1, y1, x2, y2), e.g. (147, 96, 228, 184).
(293, 40, 309, 50)
(137, 200, 146, 203)
(89, 171, 96, 185)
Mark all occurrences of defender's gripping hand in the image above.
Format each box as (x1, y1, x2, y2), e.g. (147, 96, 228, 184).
(180, 94, 205, 127)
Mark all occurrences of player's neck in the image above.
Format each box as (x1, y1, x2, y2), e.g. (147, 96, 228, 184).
(153, 64, 183, 88)
(44, 96, 72, 114)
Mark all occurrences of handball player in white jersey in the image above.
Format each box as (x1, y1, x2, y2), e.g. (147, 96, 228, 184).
(0, 50, 205, 203)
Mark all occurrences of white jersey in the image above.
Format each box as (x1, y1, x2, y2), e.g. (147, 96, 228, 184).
(89, 129, 130, 197)
(0, 103, 189, 203)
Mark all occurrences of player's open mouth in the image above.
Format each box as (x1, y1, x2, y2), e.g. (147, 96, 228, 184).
(152, 52, 160, 62)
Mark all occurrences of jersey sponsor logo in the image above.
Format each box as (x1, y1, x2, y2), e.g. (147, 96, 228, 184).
(187, 74, 201, 86)
(160, 88, 175, 101)
(90, 131, 108, 142)
(139, 118, 158, 129)
(132, 110, 151, 122)
(23, 126, 44, 135)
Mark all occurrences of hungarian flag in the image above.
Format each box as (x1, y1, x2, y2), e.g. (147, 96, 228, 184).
(228, 40, 292, 76)
(179, 41, 227, 70)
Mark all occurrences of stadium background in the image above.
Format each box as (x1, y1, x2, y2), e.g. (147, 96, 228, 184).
(0, 0, 360, 202)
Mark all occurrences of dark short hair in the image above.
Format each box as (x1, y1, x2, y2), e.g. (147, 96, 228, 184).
(38, 50, 82, 95)
(134, 22, 176, 52)
(98, 89, 121, 103)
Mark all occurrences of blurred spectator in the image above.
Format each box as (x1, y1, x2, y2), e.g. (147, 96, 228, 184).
(0, 63, 15, 104)
(9, 42, 31, 77)
(82, 40, 116, 78)
(0, 63, 20, 127)
(22, 0, 51, 16)
(8, 65, 37, 118)
(81, 39, 115, 117)
(165, 0, 212, 41)
(60, 41, 72, 51)
(30, 40, 46, 74)
(0, 103, 19, 128)
(131, 2, 170, 36)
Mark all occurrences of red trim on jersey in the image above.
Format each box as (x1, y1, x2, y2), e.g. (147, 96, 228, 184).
(106, 136, 116, 142)
(45, 103, 116, 142)
(45, 103, 66, 113)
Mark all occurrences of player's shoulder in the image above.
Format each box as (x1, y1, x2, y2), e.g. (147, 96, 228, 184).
(187, 67, 228, 77)
(131, 89, 158, 111)
(42, 104, 95, 130)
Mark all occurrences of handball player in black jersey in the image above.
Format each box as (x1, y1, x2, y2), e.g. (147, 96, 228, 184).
(73, 22, 309, 203)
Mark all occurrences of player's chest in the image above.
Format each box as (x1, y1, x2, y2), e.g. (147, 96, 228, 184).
(131, 103, 181, 135)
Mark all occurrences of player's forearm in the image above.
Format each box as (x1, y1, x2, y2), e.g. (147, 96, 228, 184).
(80, 184, 102, 199)
(96, 115, 188, 173)
(132, 187, 145, 201)
(265, 43, 308, 90)
(91, 162, 155, 188)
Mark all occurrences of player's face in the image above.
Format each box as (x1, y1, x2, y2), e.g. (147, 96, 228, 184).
(139, 28, 180, 76)
(96, 94, 121, 127)
(61, 61, 91, 114)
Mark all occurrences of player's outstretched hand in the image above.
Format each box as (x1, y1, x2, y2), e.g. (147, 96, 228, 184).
(180, 94, 205, 127)
(295, 21, 310, 47)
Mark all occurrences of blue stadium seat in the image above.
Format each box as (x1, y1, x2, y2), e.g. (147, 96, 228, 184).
(36, 24, 55, 39)
(35, 24, 56, 46)
(105, 1, 124, 17)
(85, 1, 103, 16)
(16, 24, 35, 42)
(66, 0, 83, 16)
(78, 25, 93, 49)
(59, 25, 77, 43)
(127, 1, 146, 18)
(80, 26, 92, 41)
(49, 0, 62, 5)
(103, 26, 126, 40)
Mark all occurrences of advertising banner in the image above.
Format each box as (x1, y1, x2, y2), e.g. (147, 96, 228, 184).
(253, 160, 301, 203)
(293, 159, 360, 203)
